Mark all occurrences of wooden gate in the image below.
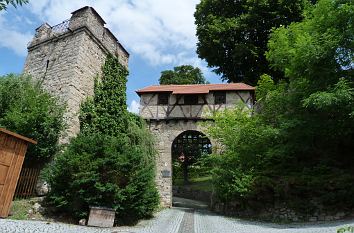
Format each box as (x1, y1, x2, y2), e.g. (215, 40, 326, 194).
(0, 128, 36, 218)
(14, 168, 41, 199)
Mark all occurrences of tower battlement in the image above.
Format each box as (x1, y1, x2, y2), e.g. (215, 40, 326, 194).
(28, 6, 128, 67)
(24, 6, 129, 144)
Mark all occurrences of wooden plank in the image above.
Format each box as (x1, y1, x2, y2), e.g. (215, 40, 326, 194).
(30, 169, 40, 198)
(0, 148, 13, 167)
(1, 143, 27, 217)
(21, 169, 28, 198)
(0, 128, 37, 145)
(0, 139, 16, 217)
(15, 168, 24, 199)
(0, 140, 18, 216)
(25, 169, 32, 198)
(24, 168, 29, 198)
(0, 165, 10, 185)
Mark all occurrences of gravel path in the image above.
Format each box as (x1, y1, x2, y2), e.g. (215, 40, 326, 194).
(194, 209, 354, 233)
(1, 207, 353, 233)
(0, 219, 111, 233)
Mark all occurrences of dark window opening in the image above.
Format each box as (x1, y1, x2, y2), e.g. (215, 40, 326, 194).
(214, 92, 226, 104)
(184, 95, 198, 105)
(158, 93, 169, 105)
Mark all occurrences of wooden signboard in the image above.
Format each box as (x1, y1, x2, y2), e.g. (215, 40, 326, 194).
(0, 128, 37, 218)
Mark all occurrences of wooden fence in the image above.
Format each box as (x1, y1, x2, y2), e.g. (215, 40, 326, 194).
(14, 168, 40, 199)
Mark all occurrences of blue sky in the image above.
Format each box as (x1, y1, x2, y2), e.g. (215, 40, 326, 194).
(0, 0, 221, 113)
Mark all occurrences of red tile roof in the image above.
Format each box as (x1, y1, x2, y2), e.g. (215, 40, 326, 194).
(136, 83, 255, 95)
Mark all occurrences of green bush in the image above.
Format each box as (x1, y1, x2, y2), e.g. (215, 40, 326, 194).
(45, 54, 159, 223)
(45, 124, 159, 223)
(0, 74, 65, 165)
(338, 226, 354, 233)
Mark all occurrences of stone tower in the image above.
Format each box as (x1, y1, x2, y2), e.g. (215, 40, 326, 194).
(24, 6, 129, 144)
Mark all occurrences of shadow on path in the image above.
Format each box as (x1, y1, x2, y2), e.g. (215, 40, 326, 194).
(172, 197, 208, 210)
(172, 196, 354, 233)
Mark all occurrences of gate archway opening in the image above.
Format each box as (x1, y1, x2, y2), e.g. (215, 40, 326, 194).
(171, 130, 212, 186)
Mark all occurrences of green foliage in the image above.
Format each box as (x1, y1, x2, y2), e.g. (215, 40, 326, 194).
(46, 55, 159, 223)
(194, 0, 311, 84)
(0, 74, 65, 165)
(265, 0, 354, 159)
(255, 74, 275, 101)
(207, 106, 280, 201)
(159, 65, 208, 85)
(338, 226, 354, 233)
(45, 129, 159, 222)
(207, 0, 354, 214)
(303, 79, 353, 111)
(0, 0, 28, 10)
(79, 54, 129, 136)
(267, 0, 353, 83)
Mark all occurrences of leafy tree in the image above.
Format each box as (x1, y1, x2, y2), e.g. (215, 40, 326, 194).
(159, 65, 208, 85)
(0, 74, 65, 165)
(207, 0, 354, 216)
(45, 55, 159, 223)
(0, 0, 28, 10)
(194, 0, 310, 84)
(207, 105, 279, 202)
(267, 0, 353, 84)
(265, 0, 354, 161)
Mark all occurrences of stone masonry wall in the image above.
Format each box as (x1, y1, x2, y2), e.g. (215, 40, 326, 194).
(23, 6, 129, 144)
(212, 201, 352, 222)
(148, 120, 217, 207)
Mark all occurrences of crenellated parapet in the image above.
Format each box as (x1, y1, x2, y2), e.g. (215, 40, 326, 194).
(27, 6, 128, 67)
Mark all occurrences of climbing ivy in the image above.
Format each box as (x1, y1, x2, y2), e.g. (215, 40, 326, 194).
(80, 54, 129, 136)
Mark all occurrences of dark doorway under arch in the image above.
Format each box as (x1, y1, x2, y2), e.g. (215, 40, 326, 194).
(172, 130, 212, 185)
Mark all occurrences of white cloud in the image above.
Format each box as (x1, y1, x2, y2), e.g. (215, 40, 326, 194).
(25, 0, 201, 66)
(128, 99, 140, 114)
(0, 0, 214, 72)
(0, 30, 32, 56)
(0, 13, 33, 56)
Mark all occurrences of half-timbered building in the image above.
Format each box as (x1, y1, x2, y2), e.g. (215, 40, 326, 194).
(136, 83, 255, 207)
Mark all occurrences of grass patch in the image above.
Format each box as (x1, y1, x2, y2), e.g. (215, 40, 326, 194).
(174, 176, 213, 192)
(9, 199, 32, 220)
(9, 198, 44, 220)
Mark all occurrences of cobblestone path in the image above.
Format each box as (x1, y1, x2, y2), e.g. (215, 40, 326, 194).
(1, 207, 353, 233)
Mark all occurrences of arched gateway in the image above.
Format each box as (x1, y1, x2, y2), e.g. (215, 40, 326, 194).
(136, 83, 255, 206)
(172, 130, 212, 185)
